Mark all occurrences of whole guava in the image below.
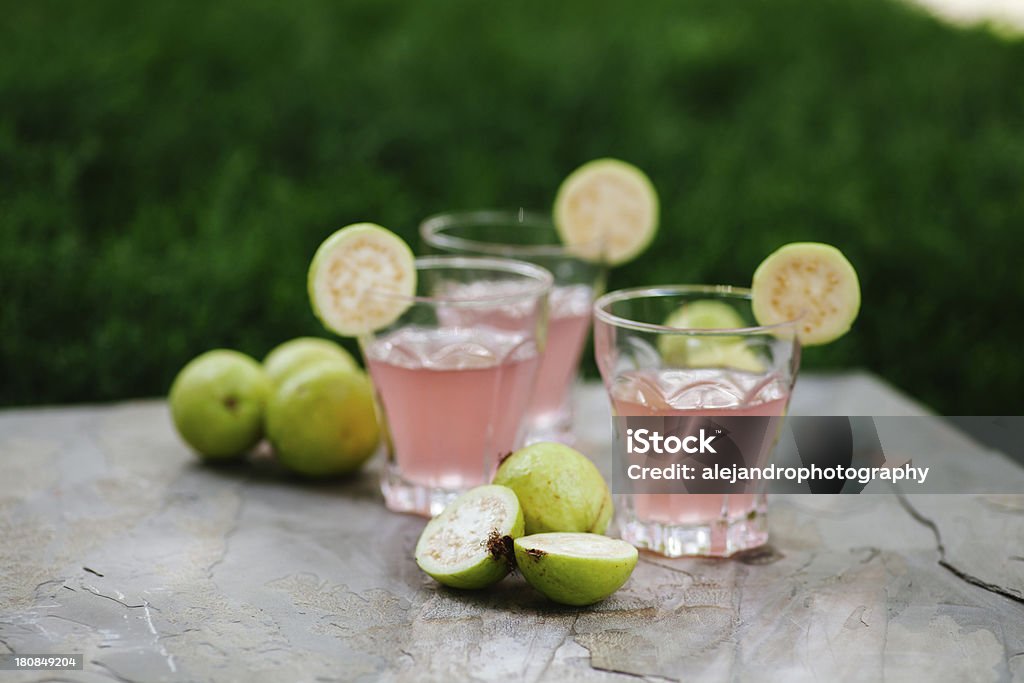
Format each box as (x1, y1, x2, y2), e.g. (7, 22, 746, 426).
(266, 360, 380, 477)
(493, 442, 613, 535)
(169, 349, 271, 459)
(263, 337, 356, 386)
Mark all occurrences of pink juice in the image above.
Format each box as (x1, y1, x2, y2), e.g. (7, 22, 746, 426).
(611, 368, 790, 529)
(436, 282, 593, 430)
(526, 285, 592, 425)
(364, 326, 540, 491)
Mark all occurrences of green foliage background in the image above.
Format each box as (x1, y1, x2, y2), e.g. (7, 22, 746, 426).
(2, 0, 1022, 413)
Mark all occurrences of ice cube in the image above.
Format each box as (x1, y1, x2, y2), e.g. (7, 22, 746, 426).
(428, 341, 498, 370)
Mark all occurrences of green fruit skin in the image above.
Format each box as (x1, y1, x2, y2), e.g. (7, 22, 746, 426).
(417, 487, 525, 590)
(514, 534, 638, 606)
(169, 349, 271, 459)
(263, 337, 356, 386)
(493, 442, 613, 535)
(266, 360, 379, 476)
(657, 301, 764, 372)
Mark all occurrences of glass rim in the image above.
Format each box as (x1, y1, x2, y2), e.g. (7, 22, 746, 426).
(367, 255, 554, 307)
(419, 208, 600, 258)
(593, 284, 805, 336)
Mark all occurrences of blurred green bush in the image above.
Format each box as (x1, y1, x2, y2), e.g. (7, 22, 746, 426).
(1, 0, 1022, 413)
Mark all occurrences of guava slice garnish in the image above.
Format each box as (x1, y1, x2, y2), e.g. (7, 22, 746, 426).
(553, 158, 659, 266)
(751, 242, 860, 346)
(414, 485, 524, 590)
(658, 300, 765, 372)
(308, 223, 416, 337)
(514, 532, 638, 606)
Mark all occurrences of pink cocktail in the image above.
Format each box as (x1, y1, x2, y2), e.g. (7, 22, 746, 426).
(421, 210, 604, 443)
(365, 327, 539, 491)
(594, 286, 801, 557)
(527, 285, 592, 430)
(360, 256, 552, 517)
(611, 367, 790, 554)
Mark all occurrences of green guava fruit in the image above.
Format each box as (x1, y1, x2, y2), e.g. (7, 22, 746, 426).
(263, 337, 356, 386)
(169, 349, 271, 459)
(658, 300, 765, 372)
(492, 442, 613, 535)
(415, 485, 525, 590)
(514, 532, 638, 606)
(265, 360, 380, 476)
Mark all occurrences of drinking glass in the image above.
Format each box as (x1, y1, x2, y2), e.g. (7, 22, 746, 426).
(359, 256, 552, 517)
(593, 285, 801, 557)
(421, 210, 605, 444)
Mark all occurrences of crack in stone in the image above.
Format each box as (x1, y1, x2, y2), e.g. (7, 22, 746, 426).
(206, 483, 247, 581)
(0, 637, 13, 654)
(92, 659, 138, 683)
(34, 578, 65, 594)
(639, 556, 696, 579)
(897, 493, 1024, 606)
(536, 612, 579, 681)
(80, 584, 148, 609)
(44, 613, 98, 629)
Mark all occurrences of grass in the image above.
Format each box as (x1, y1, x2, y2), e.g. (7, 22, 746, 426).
(1, 0, 1022, 413)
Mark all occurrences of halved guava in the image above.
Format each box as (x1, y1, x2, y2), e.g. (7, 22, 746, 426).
(415, 485, 524, 590)
(514, 532, 638, 606)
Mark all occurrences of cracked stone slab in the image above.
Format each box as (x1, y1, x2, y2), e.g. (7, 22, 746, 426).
(0, 373, 1022, 682)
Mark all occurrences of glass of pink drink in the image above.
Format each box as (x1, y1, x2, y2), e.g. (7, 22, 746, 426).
(359, 255, 552, 517)
(421, 210, 604, 444)
(593, 285, 802, 557)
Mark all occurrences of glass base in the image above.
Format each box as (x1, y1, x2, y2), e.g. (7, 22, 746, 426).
(618, 503, 769, 558)
(381, 463, 466, 517)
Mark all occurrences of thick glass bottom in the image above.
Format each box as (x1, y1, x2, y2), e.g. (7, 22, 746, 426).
(618, 494, 769, 558)
(380, 463, 468, 517)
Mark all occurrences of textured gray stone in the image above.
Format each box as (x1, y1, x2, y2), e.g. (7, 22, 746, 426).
(1, 372, 1022, 682)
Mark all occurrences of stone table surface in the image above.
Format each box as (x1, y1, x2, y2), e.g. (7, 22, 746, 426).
(1, 372, 1023, 683)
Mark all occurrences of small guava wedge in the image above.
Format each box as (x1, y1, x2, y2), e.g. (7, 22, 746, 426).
(751, 242, 860, 346)
(553, 158, 659, 266)
(514, 533, 638, 606)
(308, 223, 416, 337)
(415, 485, 525, 590)
(658, 300, 764, 372)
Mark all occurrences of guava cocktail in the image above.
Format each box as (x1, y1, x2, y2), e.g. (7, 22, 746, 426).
(359, 256, 552, 517)
(421, 210, 603, 444)
(594, 286, 801, 557)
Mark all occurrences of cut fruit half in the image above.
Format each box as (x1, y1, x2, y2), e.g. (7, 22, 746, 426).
(308, 223, 416, 337)
(658, 301, 765, 372)
(514, 532, 638, 606)
(553, 158, 659, 266)
(415, 485, 525, 590)
(751, 242, 860, 346)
